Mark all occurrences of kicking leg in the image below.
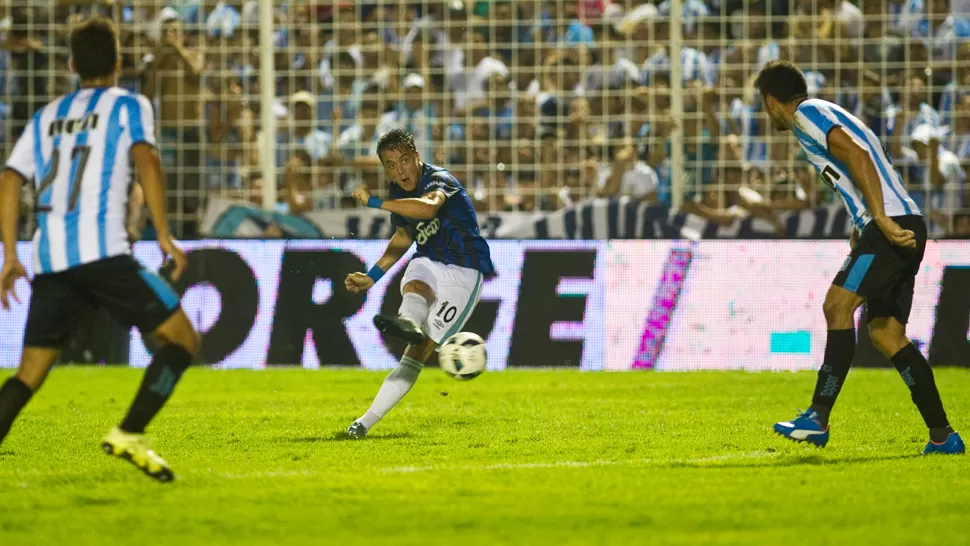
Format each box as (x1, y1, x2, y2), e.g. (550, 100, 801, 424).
(373, 280, 435, 345)
(869, 317, 963, 454)
(348, 337, 438, 438)
(0, 347, 60, 446)
(774, 284, 862, 446)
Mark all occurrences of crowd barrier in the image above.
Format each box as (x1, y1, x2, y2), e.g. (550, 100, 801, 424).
(2, 240, 969, 370)
(202, 198, 857, 240)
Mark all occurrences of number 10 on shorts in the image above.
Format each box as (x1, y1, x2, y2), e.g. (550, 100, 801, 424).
(437, 301, 457, 323)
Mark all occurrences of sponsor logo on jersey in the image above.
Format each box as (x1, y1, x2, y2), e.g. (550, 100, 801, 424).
(415, 218, 441, 245)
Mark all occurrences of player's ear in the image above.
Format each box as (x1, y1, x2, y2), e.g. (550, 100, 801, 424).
(68, 56, 75, 75)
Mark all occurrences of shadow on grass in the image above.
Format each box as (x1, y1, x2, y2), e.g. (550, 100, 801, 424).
(287, 431, 414, 443)
(674, 453, 922, 469)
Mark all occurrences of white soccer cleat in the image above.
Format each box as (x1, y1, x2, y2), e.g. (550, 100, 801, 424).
(101, 426, 175, 482)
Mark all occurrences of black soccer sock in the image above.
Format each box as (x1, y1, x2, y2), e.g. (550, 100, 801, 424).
(0, 377, 34, 444)
(809, 329, 856, 427)
(120, 344, 192, 434)
(889, 343, 951, 440)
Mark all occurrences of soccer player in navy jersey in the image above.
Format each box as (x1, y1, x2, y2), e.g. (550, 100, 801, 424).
(343, 128, 494, 438)
(755, 60, 962, 454)
(0, 17, 199, 481)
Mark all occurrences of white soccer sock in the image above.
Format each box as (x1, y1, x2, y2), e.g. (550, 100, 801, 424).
(399, 292, 431, 325)
(358, 356, 423, 430)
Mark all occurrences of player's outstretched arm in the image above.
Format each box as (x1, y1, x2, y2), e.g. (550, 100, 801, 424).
(827, 127, 916, 249)
(345, 227, 414, 294)
(352, 185, 446, 220)
(132, 143, 188, 280)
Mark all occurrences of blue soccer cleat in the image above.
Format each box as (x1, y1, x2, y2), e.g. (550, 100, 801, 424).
(923, 432, 965, 455)
(773, 409, 829, 447)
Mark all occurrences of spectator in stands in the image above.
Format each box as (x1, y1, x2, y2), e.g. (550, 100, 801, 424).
(318, 4, 360, 86)
(939, 42, 970, 123)
(584, 20, 639, 95)
(590, 141, 660, 202)
(276, 91, 332, 213)
(319, 51, 364, 136)
(451, 26, 509, 114)
(656, 0, 710, 38)
(888, 73, 941, 159)
(640, 18, 715, 87)
(908, 124, 967, 234)
(863, 1, 906, 71)
(2, 7, 51, 140)
(358, 27, 397, 93)
(949, 92, 970, 160)
(205, 75, 246, 192)
(546, 0, 595, 48)
(142, 8, 206, 238)
(389, 73, 437, 162)
(334, 90, 397, 206)
(887, 0, 925, 35)
(915, 0, 970, 64)
(672, 84, 720, 201)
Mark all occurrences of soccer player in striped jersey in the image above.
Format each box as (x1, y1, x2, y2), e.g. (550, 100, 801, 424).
(343, 128, 494, 438)
(755, 60, 963, 455)
(0, 17, 200, 481)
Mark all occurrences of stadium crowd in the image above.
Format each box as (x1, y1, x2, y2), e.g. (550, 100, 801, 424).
(1, 0, 970, 238)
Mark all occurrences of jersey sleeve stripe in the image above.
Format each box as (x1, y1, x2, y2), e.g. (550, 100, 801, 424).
(798, 105, 839, 144)
(65, 88, 107, 269)
(123, 96, 147, 144)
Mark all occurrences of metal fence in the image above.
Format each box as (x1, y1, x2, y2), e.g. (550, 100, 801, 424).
(2, 1, 969, 239)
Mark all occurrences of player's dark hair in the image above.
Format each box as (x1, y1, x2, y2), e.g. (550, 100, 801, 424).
(376, 128, 417, 162)
(754, 60, 808, 104)
(70, 16, 119, 81)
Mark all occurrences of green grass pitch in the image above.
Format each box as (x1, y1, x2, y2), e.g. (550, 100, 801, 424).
(1, 367, 969, 545)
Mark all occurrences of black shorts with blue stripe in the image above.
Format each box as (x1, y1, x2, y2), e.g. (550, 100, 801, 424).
(23, 255, 181, 348)
(833, 215, 927, 325)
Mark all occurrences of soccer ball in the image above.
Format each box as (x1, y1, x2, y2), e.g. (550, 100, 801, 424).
(438, 332, 487, 381)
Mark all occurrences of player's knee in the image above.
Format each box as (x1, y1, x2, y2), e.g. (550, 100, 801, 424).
(15, 348, 60, 391)
(402, 280, 435, 303)
(868, 320, 908, 357)
(152, 312, 200, 356)
(822, 297, 854, 325)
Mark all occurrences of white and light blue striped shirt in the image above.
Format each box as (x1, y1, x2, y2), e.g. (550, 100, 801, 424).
(792, 98, 920, 230)
(4, 87, 156, 274)
(640, 47, 715, 86)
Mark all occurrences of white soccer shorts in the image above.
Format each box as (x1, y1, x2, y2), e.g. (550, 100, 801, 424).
(400, 257, 484, 344)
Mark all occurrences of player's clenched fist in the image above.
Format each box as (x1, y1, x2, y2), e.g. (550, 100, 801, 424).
(351, 185, 371, 207)
(345, 272, 375, 294)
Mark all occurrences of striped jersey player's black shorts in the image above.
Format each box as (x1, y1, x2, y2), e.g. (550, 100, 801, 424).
(23, 255, 181, 348)
(832, 215, 927, 325)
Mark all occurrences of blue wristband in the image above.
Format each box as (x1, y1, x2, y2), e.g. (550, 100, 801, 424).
(366, 265, 385, 283)
(367, 196, 384, 209)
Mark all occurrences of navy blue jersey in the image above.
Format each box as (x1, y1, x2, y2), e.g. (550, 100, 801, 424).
(390, 163, 494, 276)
